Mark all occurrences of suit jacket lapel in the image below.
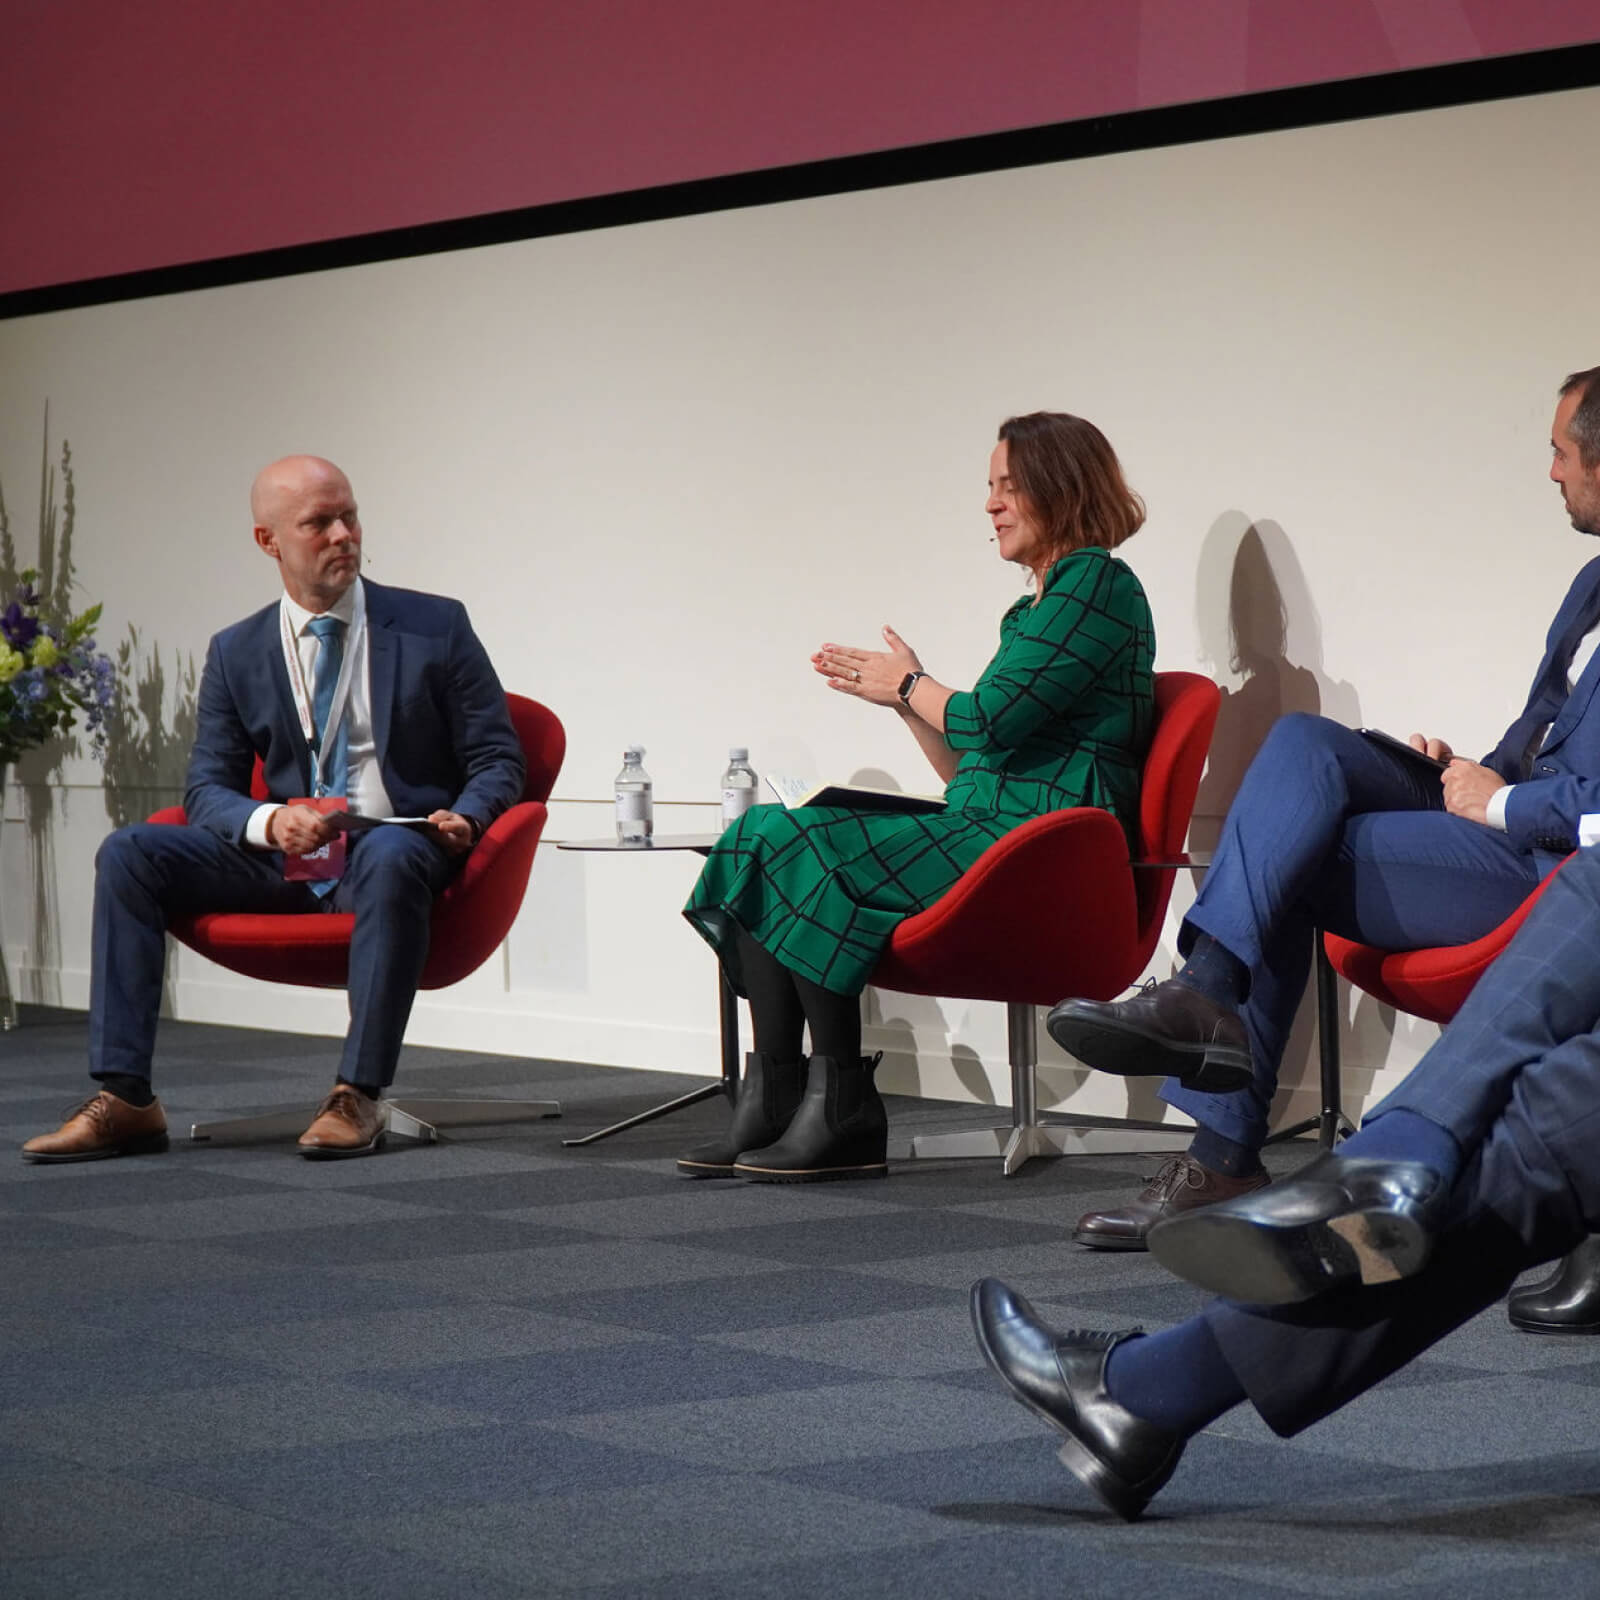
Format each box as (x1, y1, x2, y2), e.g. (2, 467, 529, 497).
(365, 584, 397, 764)
(1537, 567, 1600, 756)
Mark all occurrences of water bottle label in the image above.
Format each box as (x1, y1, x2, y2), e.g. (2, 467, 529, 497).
(616, 792, 650, 822)
(722, 787, 755, 826)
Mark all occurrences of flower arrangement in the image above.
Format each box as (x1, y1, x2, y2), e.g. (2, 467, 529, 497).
(0, 569, 115, 767)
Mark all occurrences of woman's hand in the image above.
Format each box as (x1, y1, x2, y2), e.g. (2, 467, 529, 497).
(812, 626, 922, 707)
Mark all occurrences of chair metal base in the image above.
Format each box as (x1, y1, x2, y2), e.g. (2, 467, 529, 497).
(905, 1001, 1195, 1176)
(189, 1098, 561, 1146)
(911, 1115, 1193, 1176)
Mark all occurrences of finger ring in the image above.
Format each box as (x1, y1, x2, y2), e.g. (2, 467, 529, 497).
(853, 669, 861, 682)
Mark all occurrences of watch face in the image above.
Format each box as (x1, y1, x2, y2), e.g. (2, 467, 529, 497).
(898, 672, 918, 701)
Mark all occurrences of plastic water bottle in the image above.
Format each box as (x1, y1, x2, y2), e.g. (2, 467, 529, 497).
(614, 745, 653, 845)
(721, 747, 758, 830)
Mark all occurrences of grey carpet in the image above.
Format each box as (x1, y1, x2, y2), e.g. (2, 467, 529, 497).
(4, 1005, 1599, 1598)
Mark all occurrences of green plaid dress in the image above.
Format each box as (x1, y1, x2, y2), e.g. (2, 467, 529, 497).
(685, 546, 1155, 996)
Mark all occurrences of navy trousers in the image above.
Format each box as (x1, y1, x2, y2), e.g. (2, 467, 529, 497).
(1205, 846, 1600, 1436)
(89, 822, 456, 1089)
(1167, 714, 1544, 1147)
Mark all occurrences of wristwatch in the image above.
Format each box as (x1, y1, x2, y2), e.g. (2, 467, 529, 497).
(897, 670, 926, 705)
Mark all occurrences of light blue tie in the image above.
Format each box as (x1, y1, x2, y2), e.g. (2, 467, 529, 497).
(305, 616, 347, 898)
(306, 616, 348, 797)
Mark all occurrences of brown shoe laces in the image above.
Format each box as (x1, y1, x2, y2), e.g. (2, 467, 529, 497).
(1137, 1154, 1206, 1203)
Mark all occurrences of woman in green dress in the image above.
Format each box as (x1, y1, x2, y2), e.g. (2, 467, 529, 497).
(681, 412, 1156, 1182)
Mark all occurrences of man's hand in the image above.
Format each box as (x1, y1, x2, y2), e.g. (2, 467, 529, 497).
(1408, 733, 1456, 762)
(1441, 759, 1503, 825)
(266, 804, 337, 857)
(428, 810, 476, 855)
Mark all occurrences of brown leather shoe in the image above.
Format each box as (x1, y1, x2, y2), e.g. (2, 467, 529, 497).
(1046, 978, 1252, 1093)
(297, 1085, 385, 1159)
(1073, 1154, 1270, 1251)
(22, 1090, 169, 1164)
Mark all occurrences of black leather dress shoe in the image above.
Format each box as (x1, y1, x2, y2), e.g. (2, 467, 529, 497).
(1046, 979, 1252, 1094)
(1508, 1234, 1600, 1333)
(969, 1277, 1184, 1520)
(1147, 1152, 1447, 1305)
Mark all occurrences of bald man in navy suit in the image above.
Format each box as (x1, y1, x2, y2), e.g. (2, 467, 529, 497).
(23, 456, 524, 1162)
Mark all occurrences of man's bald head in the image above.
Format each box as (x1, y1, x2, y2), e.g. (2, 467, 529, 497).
(250, 456, 353, 530)
(251, 456, 364, 612)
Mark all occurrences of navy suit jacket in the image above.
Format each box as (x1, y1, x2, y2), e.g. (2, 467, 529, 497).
(183, 579, 525, 844)
(1482, 552, 1600, 870)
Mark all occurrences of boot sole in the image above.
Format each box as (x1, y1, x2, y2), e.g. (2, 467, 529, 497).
(22, 1131, 170, 1164)
(1045, 1007, 1251, 1095)
(1506, 1312, 1600, 1334)
(675, 1158, 738, 1179)
(732, 1161, 888, 1183)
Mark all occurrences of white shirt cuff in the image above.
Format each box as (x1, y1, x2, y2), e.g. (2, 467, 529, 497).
(1580, 814, 1600, 850)
(244, 802, 280, 849)
(1484, 785, 1512, 833)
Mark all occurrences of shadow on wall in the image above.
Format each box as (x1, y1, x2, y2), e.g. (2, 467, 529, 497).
(1, 413, 197, 1008)
(1190, 511, 1362, 846)
(1190, 511, 1393, 1121)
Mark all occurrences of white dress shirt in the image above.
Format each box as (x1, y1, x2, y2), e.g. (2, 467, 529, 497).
(245, 578, 395, 847)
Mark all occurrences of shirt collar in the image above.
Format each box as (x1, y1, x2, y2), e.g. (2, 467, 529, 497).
(282, 577, 363, 638)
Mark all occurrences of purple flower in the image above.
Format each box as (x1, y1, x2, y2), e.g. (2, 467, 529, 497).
(1, 600, 39, 651)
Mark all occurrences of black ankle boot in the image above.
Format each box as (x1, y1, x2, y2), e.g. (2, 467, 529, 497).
(1507, 1233, 1600, 1333)
(676, 1052, 805, 1178)
(733, 1053, 888, 1183)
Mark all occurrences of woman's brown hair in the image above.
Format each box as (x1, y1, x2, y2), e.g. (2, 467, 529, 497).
(998, 412, 1145, 561)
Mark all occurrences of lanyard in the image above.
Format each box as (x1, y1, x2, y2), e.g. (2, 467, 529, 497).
(278, 583, 363, 796)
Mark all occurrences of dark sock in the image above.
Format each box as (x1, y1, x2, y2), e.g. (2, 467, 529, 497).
(337, 1079, 381, 1101)
(734, 928, 808, 1061)
(1175, 931, 1250, 1010)
(1339, 1108, 1461, 1187)
(96, 1073, 155, 1108)
(793, 971, 862, 1064)
(1104, 1315, 1246, 1436)
(1188, 1124, 1265, 1179)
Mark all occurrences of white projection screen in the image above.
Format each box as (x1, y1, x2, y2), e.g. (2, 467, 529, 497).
(2, 83, 1594, 1126)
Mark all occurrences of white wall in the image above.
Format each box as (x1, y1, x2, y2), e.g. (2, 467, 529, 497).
(1, 84, 1593, 1130)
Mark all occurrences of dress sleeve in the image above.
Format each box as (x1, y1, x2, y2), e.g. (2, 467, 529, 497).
(943, 553, 1143, 754)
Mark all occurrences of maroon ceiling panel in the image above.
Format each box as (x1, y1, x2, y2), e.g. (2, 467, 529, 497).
(2, 0, 1596, 298)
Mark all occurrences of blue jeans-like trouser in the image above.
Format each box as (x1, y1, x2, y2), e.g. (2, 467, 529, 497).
(1167, 714, 1542, 1148)
(89, 822, 455, 1089)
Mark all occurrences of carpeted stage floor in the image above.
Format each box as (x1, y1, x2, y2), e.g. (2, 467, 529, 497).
(5, 1007, 1600, 1598)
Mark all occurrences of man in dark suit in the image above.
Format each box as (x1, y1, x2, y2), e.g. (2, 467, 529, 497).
(969, 841, 1600, 1520)
(1049, 367, 1600, 1249)
(22, 455, 524, 1162)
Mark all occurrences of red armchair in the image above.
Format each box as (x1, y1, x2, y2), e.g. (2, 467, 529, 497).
(149, 694, 566, 1146)
(1311, 857, 1572, 1142)
(872, 671, 1221, 1173)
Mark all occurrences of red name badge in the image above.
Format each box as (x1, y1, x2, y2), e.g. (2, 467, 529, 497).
(281, 796, 349, 882)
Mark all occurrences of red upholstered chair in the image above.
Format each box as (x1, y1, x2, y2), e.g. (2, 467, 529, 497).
(872, 671, 1221, 1174)
(1312, 857, 1572, 1141)
(147, 694, 566, 1146)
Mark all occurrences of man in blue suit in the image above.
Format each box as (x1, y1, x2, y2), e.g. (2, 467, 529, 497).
(970, 841, 1600, 1519)
(22, 455, 525, 1162)
(1050, 367, 1600, 1249)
